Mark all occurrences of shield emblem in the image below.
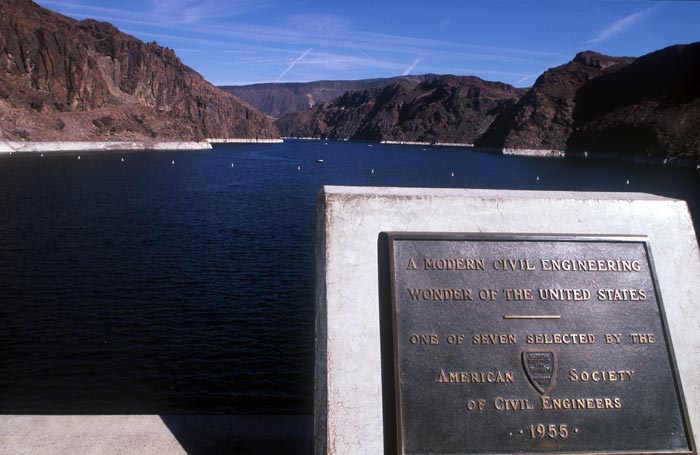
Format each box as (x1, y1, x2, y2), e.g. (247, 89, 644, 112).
(522, 351, 556, 395)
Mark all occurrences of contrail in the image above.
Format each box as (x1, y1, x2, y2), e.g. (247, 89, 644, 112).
(276, 48, 312, 81)
(402, 58, 421, 76)
(587, 4, 660, 46)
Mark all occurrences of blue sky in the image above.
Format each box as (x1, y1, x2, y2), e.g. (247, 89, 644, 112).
(35, 0, 700, 87)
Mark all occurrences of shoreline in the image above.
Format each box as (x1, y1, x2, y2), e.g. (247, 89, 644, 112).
(206, 138, 283, 144)
(0, 138, 283, 154)
(2, 138, 696, 169)
(502, 147, 566, 158)
(498, 146, 699, 168)
(380, 140, 475, 147)
(0, 141, 212, 154)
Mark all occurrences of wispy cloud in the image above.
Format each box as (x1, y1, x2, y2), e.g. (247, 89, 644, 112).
(516, 74, 538, 85)
(36, 0, 565, 85)
(352, 47, 374, 60)
(403, 58, 421, 76)
(587, 5, 659, 46)
(38, 0, 273, 26)
(276, 48, 313, 81)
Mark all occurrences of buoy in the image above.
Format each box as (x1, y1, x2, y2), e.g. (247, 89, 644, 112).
(626, 179, 630, 185)
(584, 151, 588, 158)
(231, 163, 234, 168)
(121, 157, 124, 162)
(536, 176, 540, 181)
(451, 171, 454, 177)
(371, 169, 374, 174)
(78, 155, 81, 160)
(41, 153, 44, 157)
(171, 160, 175, 165)
(297, 165, 301, 171)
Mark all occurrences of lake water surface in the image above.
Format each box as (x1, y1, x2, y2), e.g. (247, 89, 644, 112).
(1, 140, 698, 414)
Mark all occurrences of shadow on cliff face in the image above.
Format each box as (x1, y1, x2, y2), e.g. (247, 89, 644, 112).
(159, 415, 312, 455)
(567, 124, 663, 157)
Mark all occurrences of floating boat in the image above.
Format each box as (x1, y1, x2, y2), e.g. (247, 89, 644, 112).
(316, 159, 324, 163)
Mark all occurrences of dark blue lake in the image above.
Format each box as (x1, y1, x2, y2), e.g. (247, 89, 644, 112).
(1, 140, 698, 414)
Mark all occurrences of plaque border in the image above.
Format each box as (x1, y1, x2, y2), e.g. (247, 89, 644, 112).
(384, 232, 696, 455)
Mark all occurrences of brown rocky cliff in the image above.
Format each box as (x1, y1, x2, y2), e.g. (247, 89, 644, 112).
(0, 0, 278, 141)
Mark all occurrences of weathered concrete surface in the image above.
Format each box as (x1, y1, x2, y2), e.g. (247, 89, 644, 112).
(0, 415, 312, 454)
(315, 186, 700, 454)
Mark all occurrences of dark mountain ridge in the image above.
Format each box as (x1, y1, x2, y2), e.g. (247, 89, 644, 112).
(220, 75, 433, 118)
(274, 42, 699, 162)
(0, 0, 278, 142)
(275, 75, 525, 144)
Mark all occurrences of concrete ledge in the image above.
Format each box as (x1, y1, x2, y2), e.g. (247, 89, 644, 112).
(0, 415, 312, 455)
(315, 186, 700, 454)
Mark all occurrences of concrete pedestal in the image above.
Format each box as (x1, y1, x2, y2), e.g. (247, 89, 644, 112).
(315, 186, 700, 454)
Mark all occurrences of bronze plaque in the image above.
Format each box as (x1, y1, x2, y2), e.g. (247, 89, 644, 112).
(384, 233, 694, 455)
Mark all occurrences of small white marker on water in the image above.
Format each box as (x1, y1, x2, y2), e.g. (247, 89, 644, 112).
(231, 163, 234, 168)
(171, 160, 175, 165)
(78, 155, 81, 160)
(41, 153, 44, 157)
(626, 179, 630, 185)
(121, 157, 124, 162)
(297, 165, 301, 171)
(536, 175, 540, 181)
(371, 169, 374, 174)
(451, 171, 454, 177)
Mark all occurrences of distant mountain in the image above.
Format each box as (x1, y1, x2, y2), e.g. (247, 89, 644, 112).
(275, 75, 525, 144)
(220, 75, 433, 118)
(475, 51, 634, 151)
(0, 0, 278, 142)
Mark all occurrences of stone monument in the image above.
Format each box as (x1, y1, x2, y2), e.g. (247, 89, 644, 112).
(315, 186, 700, 455)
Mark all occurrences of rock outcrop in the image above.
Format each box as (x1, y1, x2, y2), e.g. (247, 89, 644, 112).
(0, 0, 278, 142)
(567, 42, 700, 160)
(476, 43, 700, 161)
(475, 51, 634, 151)
(275, 75, 524, 144)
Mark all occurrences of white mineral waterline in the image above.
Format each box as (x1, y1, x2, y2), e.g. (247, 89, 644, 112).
(0, 141, 213, 153)
(502, 147, 566, 157)
(206, 138, 283, 144)
(380, 140, 475, 147)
